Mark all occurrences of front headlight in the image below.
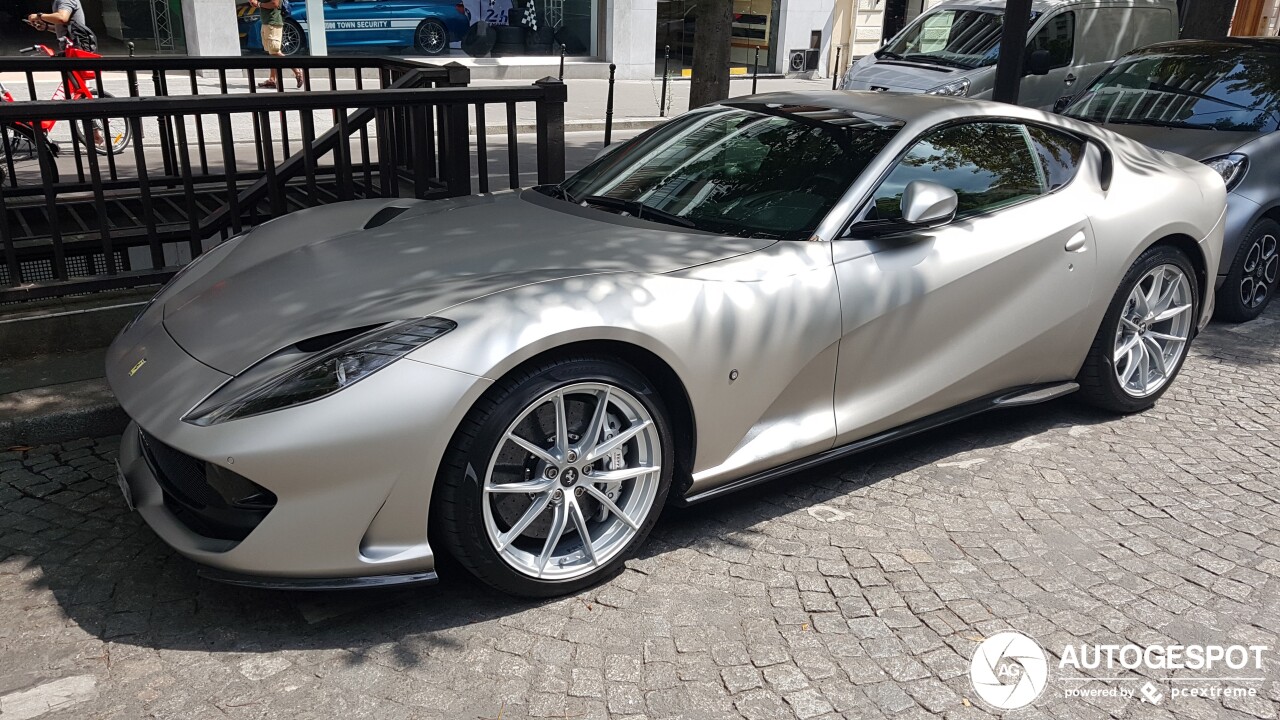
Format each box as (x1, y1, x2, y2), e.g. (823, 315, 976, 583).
(926, 77, 970, 97)
(184, 317, 456, 426)
(1201, 154, 1248, 191)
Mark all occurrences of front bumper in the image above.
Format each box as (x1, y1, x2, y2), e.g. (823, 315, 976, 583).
(110, 322, 491, 586)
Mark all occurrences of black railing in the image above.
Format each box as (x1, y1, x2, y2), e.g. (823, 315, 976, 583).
(0, 56, 567, 302)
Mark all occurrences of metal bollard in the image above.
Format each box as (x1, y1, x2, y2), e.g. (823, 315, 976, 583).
(832, 47, 842, 90)
(127, 42, 135, 57)
(752, 46, 760, 95)
(559, 44, 566, 80)
(604, 63, 616, 147)
(660, 45, 670, 117)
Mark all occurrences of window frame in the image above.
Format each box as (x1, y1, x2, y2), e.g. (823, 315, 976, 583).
(842, 117, 1093, 237)
(1026, 10, 1076, 71)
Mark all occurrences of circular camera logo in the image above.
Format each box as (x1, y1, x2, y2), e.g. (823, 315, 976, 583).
(970, 632, 1049, 711)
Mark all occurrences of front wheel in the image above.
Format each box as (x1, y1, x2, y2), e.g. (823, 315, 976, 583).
(1215, 218, 1279, 323)
(432, 357, 674, 597)
(1077, 244, 1199, 414)
(72, 92, 132, 155)
(414, 18, 449, 55)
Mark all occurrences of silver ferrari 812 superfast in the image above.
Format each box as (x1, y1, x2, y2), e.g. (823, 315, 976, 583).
(108, 92, 1225, 596)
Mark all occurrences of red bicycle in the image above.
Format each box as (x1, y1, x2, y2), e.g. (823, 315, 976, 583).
(0, 40, 132, 157)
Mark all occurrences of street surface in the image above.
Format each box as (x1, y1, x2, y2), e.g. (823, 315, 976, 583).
(0, 297, 1278, 719)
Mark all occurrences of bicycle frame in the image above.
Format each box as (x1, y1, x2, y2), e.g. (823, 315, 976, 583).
(1, 44, 101, 133)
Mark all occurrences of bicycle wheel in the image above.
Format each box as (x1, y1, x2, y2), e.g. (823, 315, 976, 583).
(72, 92, 131, 156)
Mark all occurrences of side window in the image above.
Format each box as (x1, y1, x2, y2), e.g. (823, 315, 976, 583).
(1026, 125, 1086, 191)
(1028, 12, 1075, 68)
(866, 122, 1043, 222)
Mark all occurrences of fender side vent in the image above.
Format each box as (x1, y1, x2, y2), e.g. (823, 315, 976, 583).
(364, 206, 410, 229)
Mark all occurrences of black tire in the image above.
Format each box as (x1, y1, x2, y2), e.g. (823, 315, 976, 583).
(414, 18, 449, 56)
(72, 92, 132, 156)
(432, 356, 675, 598)
(1214, 218, 1279, 323)
(1077, 244, 1199, 414)
(280, 19, 307, 57)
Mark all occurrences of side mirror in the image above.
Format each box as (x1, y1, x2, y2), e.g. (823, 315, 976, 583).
(1025, 49, 1052, 76)
(900, 180, 957, 225)
(848, 180, 957, 238)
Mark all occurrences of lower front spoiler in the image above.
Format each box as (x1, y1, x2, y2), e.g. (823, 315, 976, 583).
(198, 566, 439, 591)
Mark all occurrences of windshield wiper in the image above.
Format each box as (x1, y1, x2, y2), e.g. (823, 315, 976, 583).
(580, 195, 697, 229)
(875, 49, 903, 61)
(1099, 117, 1212, 130)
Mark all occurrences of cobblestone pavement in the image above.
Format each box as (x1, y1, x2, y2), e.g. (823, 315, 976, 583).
(2, 307, 1279, 720)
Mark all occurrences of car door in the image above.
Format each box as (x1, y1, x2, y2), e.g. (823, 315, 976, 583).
(830, 121, 1099, 445)
(1020, 10, 1078, 110)
(325, 0, 392, 46)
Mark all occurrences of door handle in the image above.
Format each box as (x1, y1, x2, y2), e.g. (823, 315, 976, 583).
(1064, 73, 1077, 85)
(1064, 231, 1087, 252)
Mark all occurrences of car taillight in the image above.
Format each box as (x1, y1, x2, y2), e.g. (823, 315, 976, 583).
(455, 3, 467, 14)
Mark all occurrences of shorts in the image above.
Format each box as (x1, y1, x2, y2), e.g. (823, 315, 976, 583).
(261, 23, 284, 54)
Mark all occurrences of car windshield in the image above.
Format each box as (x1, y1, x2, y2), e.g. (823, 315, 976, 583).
(553, 104, 902, 240)
(1064, 49, 1280, 133)
(877, 8, 1029, 70)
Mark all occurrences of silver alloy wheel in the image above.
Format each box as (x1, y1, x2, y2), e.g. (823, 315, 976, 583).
(1240, 233, 1278, 310)
(281, 23, 303, 56)
(482, 382, 662, 581)
(1113, 263, 1193, 398)
(417, 21, 446, 54)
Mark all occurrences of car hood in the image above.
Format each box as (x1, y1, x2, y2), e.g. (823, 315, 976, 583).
(163, 191, 773, 375)
(1096, 124, 1260, 161)
(844, 59, 961, 92)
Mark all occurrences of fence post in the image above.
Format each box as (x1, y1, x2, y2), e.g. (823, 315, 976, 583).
(534, 77, 567, 185)
(832, 47, 842, 90)
(660, 45, 670, 118)
(442, 100, 471, 197)
(604, 63, 616, 147)
(752, 46, 760, 95)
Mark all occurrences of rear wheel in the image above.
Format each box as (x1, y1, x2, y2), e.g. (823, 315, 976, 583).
(72, 92, 131, 155)
(1215, 218, 1279, 323)
(433, 356, 673, 597)
(1077, 245, 1198, 413)
(414, 18, 449, 55)
(281, 19, 306, 56)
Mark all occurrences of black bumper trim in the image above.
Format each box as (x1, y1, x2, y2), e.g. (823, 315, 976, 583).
(197, 567, 439, 591)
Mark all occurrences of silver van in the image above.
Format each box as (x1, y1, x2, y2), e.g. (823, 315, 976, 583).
(842, 0, 1178, 110)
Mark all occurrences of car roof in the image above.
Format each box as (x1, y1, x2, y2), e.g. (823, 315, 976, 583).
(1128, 37, 1280, 55)
(932, 0, 1175, 11)
(723, 90, 1073, 130)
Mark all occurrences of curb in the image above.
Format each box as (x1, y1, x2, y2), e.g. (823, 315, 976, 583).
(0, 378, 127, 448)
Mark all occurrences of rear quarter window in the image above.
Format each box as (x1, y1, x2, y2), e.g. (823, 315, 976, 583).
(1026, 126, 1086, 192)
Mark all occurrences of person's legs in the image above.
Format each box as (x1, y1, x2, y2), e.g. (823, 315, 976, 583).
(261, 24, 283, 87)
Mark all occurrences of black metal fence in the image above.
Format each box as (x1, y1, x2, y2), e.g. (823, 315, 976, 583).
(0, 56, 567, 302)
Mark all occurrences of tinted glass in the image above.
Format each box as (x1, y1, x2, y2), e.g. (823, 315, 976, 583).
(866, 123, 1042, 222)
(1028, 12, 1074, 68)
(559, 105, 902, 239)
(1064, 49, 1280, 132)
(1027, 125, 1085, 191)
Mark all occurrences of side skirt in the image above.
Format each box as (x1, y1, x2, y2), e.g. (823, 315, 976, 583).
(678, 381, 1079, 506)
